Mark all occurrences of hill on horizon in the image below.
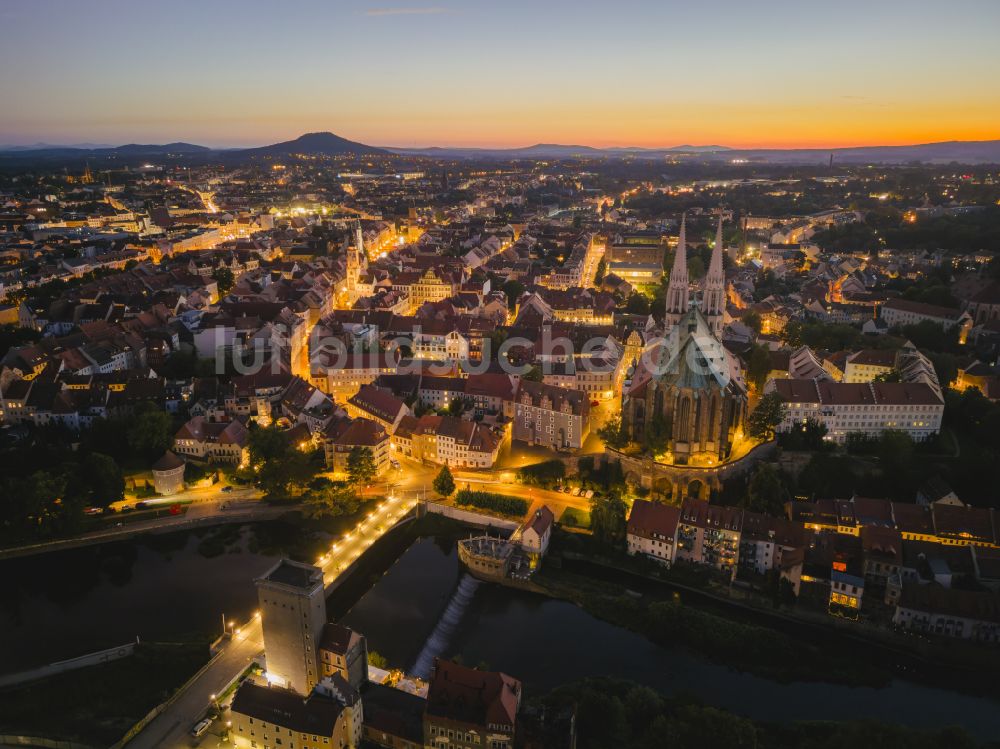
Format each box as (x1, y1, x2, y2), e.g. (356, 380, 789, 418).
(236, 131, 388, 157)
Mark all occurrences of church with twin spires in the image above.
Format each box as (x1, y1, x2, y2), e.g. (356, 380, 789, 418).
(621, 214, 748, 466)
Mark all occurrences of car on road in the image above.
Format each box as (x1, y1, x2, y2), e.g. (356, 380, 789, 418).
(135, 501, 149, 510)
(221, 486, 234, 492)
(190, 718, 212, 738)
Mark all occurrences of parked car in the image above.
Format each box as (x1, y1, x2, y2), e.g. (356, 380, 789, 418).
(191, 718, 212, 738)
(135, 501, 149, 510)
(84, 507, 104, 516)
(221, 486, 234, 493)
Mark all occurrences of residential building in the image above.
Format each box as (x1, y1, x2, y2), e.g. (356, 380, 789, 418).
(229, 681, 358, 749)
(512, 380, 589, 451)
(675, 497, 743, 575)
(318, 623, 368, 690)
(893, 584, 1000, 642)
(345, 384, 410, 434)
(829, 570, 865, 612)
(323, 417, 390, 477)
(626, 499, 681, 565)
(518, 506, 554, 567)
(880, 298, 971, 339)
(172, 416, 249, 464)
(768, 379, 944, 443)
(424, 659, 521, 749)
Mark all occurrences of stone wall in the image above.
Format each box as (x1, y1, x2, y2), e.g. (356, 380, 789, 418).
(605, 440, 776, 501)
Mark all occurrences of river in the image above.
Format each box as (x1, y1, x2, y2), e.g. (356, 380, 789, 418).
(2, 523, 999, 739)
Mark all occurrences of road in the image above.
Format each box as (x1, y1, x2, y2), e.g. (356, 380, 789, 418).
(0, 489, 277, 560)
(126, 492, 418, 749)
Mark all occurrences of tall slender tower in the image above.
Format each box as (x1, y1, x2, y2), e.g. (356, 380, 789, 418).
(343, 222, 361, 306)
(256, 559, 327, 695)
(664, 214, 689, 331)
(703, 213, 726, 336)
(354, 220, 365, 260)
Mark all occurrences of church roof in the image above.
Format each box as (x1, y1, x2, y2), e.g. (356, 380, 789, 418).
(628, 308, 744, 397)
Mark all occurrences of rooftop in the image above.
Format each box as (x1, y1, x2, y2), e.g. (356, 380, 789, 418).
(258, 559, 324, 590)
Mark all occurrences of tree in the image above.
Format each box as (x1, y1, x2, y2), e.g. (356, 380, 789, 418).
(0, 324, 42, 361)
(368, 650, 388, 669)
(745, 464, 785, 515)
(346, 446, 377, 486)
(249, 425, 318, 497)
(212, 267, 235, 295)
(625, 292, 651, 315)
(597, 415, 629, 450)
(501, 279, 525, 311)
(742, 311, 762, 335)
(305, 480, 360, 518)
(433, 466, 456, 496)
(127, 404, 174, 462)
(873, 369, 902, 383)
(590, 491, 628, 547)
(594, 257, 607, 285)
(745, 344, 771, 390)
(747, 392, 785, 441)
(84, 452, 125, 506)
(522, 364, 543, 382)
(901, 319, 960, 353)
(778, 418, 828, 451)
(517, 459, 566, 488)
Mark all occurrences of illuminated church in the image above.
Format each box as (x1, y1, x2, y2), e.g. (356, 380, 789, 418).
(621, 215, 747, 465)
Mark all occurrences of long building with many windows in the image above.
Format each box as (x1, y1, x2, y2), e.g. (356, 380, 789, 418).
(766, 378, 944, 443)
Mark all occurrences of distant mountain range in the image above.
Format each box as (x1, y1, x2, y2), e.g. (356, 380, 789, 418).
(387, 143, 734, 158)
(1, 132, 999, 164)
(389, 140, 1000, 163)
(0, 142, 210, 159)
(0, 142, 116, 151)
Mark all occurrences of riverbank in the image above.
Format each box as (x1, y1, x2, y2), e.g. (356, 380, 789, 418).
(533, 563, 888, 687)
(343, 529, 1000, 739)
(526, 531, 1000, 698)
(536, 676, 980, 749)
(0, 642, 209, 746)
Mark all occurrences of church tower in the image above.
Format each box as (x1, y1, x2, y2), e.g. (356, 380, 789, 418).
(354, 221, 365, 261)
(343, 220, 362, 306)
(703, 213, 726, 336)
(664, 214, 689, 332)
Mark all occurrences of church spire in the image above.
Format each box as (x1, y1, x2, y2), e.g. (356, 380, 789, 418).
(703, 211, 726, 335)
(710, 213, 724, 278)
(665, 214, 689, 331)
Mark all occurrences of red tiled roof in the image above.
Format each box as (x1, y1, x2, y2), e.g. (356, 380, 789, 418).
(628, 499, 681, 540)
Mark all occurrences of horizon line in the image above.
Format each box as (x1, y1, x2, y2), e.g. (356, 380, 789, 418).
(2, 133, 999, 152)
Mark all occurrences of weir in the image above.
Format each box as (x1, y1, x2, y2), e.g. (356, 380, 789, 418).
(411, 573, 480, 679)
